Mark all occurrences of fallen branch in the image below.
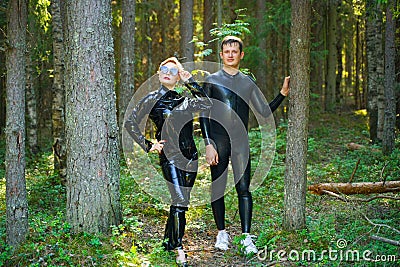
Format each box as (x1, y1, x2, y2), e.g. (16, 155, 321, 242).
(320, 190, 400, 202)
(308, 181, 400, 195)
(363, 214, 400, 235)
(370, 235, 400, 246)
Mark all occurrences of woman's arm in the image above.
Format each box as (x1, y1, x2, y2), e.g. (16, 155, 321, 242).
(124, 93, 156, 152)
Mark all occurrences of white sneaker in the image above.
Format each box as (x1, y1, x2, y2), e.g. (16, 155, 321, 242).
(215, 230, 230, 250)
(240, 234, 258, 255)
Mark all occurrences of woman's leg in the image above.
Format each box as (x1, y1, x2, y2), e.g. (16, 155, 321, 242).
(161, 161, 196, 250)
(163, 205, 187, 250)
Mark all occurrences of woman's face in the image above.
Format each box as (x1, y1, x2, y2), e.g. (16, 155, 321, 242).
(159, 62, 180, 89)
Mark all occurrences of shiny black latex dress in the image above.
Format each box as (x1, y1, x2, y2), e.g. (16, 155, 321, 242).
(200, 69, 285, 233)
(125, 78, 211, 250)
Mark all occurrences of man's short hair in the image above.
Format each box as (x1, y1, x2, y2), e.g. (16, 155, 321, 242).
(221, 36, 243, 52)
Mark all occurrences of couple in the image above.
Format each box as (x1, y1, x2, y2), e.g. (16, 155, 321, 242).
(125, 36, 290, 266)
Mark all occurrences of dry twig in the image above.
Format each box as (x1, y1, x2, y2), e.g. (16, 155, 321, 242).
(370, 235, 400, 246)
(348, 158, 360, 183)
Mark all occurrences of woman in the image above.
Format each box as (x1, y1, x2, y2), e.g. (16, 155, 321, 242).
(125, 57, 211, 266)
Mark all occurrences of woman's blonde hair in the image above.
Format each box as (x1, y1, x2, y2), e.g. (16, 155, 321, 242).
(159, 57, 183, 71)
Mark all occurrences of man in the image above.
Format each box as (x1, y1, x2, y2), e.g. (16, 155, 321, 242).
(200, 36, 290, 255)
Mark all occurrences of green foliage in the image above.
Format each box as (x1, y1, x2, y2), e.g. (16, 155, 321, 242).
(31, 0, 51, 33)
(0, 109, 399, 266)
(194, 8, 251, 59)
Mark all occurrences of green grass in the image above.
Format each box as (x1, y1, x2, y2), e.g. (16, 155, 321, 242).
(0, 110, 399, 266)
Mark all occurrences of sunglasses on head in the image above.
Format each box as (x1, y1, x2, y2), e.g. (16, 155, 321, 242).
(160, 65, 179, 76)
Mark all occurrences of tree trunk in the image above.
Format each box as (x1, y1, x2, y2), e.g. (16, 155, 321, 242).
(5, 0, 29, 248)
(248, 0, 268, 129)
(0, 19, 5, 135)
(311, 0, 326, 109)
(203, 0, 216, 62)
(119, 0, 136, 138)
(284, 0, 311, 231)
(26, 8, 38, 154)
(382, 0, 396, 155)
(325, 0, 338, 111)
(335, 2, 343, 107)
(255, 0, 268, 98)
(375, 4, 384, 141)
(354, 17, 362, 109)
(180, 0, 194, 62)
(366, 0, 379, 143)
(64, 0, 122, 233)
(50, 0, 67, 178)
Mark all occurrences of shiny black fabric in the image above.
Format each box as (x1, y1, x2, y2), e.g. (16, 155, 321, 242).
(200, 69, 285, 233)
(125, 78, 211, 250)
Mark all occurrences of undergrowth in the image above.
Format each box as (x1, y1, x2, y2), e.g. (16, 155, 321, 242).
(0, 110, 399, 266)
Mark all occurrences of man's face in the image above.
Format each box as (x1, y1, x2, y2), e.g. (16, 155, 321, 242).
(220, 42, 244, 69)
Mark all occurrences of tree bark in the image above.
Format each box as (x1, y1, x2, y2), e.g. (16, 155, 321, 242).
(354, 16, 363, 109)
(310, 0, 326, 109)
(382, 0, 396, 155)
(325, 0, 338, 111)
(335, 2, 343, 107)
(64, 0, 122, 233)
(308, 181, 400, 195)
(180, 0, 194, 62)
(284, 0, 311, 231)
(203, 0, 216, 62)
(119, 0, 136, 139)
(255, 0, 268, 99)
(26, 12, 38, 154)
(50, 0, 67, 178)
(5, 0, 29, 248)
(0, 17, 5, 134)
(366, 0, 378, 142)
(375, 4, 384, 141)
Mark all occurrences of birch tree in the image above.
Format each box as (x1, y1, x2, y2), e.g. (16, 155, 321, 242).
(50, 0, 66, 178)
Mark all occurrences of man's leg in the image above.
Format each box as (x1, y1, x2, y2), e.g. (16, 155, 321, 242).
(232, 154, 252, 233)
(232, 143, 258, 254)
(210, 134, 231, 250)
(210, 141, 230, 230)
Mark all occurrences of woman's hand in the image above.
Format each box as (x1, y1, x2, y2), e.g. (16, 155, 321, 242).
(149, 140, 166, 154)
(179, 70, 192, 83)
(205, 144, 219, 166)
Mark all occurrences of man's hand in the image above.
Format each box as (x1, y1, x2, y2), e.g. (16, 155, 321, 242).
(205, 144, 219, 166)
(280, 76, 290, 96)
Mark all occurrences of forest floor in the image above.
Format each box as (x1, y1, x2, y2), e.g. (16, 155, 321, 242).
(124, 108, 400, 266)
(0, 108, 399, 267)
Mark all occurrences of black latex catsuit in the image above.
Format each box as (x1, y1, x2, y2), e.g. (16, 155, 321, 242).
(125, 78, 211, 251)
(200, 69, 285, 233)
